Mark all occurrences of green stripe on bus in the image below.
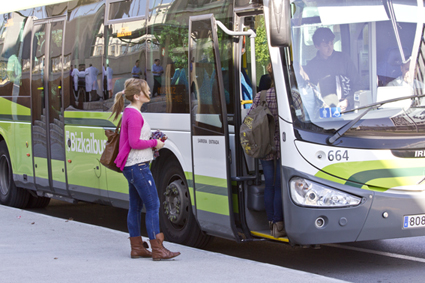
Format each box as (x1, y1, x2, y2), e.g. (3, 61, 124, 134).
(316, 159, 425, 190)
(64, 111, 114, 119)
(188, 186, 194, 206)
(64, 111, 117, 127)
(194, 174, 227, 189)
(195, 191, 230, 216)
(0, 97, 30, 116)
(315, 170, 387, 192)
(347, 167, 424, 188)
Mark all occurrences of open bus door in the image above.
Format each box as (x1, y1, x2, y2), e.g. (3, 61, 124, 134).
(188, 15, 239, 240)
(30, 18, 67, 195)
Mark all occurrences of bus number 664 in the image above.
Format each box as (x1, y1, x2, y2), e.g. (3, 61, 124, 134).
(327, 150, 349, 162)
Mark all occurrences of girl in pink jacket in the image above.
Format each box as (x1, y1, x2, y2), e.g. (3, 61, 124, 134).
(110, 78, 180, 261)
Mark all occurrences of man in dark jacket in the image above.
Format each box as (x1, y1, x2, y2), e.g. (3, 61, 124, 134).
(300, 27, 359, 111)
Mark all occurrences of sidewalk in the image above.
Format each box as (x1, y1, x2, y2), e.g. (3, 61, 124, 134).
(0, 205, 346, 283)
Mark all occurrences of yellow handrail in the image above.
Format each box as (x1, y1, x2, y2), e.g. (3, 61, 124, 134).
(241, 100, 253, 105)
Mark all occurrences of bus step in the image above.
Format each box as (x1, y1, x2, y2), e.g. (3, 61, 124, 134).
(250, 230, 289, 243)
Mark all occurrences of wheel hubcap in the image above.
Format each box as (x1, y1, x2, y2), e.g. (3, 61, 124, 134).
(163, 179, 190, 227)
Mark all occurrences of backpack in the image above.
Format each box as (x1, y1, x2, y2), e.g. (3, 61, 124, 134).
(240, 90, 276, 159)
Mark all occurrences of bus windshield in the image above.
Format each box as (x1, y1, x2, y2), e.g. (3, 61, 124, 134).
(289, 0, 425, 137)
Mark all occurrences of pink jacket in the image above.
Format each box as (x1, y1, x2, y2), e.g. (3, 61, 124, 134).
(114, 107, 157, 170)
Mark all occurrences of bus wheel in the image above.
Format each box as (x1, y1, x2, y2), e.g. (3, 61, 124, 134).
(157, 160, 213, 248)
(0, 141, 29, 208)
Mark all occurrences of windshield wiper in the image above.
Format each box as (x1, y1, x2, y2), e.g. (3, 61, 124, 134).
(327, 93, 425, 145)
(383, 0, 406, 63)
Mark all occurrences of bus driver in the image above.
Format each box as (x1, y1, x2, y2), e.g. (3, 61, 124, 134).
(300, 27, 360, 112)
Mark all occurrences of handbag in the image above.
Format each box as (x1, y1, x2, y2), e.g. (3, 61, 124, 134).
(100, 117, 122, 173)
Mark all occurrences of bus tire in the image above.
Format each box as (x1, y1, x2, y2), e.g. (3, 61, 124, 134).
(26, 195, 51, 209)
(156, 159, 213, 248)
(0, 141, 30, 208)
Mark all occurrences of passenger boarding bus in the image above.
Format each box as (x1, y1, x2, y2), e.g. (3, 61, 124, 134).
(1, 0, 425, 248)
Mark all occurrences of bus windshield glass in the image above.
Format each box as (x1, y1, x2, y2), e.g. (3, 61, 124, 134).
(289, 0, 425, 137)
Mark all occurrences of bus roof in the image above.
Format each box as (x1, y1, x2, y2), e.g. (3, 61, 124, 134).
(1, 0, 69, 14)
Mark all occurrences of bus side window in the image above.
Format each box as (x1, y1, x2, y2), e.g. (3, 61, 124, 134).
(0, 13, 26, 98)
(64, 2, 105, 111)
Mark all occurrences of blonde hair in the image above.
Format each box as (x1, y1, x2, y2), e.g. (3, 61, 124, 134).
(110, 78, 150, 120)
(267, 62, 275, 88)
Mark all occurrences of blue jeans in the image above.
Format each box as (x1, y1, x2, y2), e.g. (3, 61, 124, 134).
(122, 162, 160, 240)
(260, 158, 283, 223)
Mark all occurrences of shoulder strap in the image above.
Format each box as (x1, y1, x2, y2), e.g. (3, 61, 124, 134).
(115, 117, 122, 133)
(259, 90, 268, 106)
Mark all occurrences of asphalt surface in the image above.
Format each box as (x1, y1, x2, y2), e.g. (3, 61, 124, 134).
(0, 204, 348, 283)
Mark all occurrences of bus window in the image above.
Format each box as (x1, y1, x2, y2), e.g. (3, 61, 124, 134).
(108, 0, 147, 20)
(0, 13, 26, 98)
(376, 21, 416, 86)
(146, 0, 189, 114)
(217, 20, 234, 115)
(242, 15, 271, 102)
(290, 0, 422, 133)
(64, 2, 105, 111)
(190, 18, 224, 133)
(105, 17, 147, 111)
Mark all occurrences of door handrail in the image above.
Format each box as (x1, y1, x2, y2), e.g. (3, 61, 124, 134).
(216, 20, 257, 97)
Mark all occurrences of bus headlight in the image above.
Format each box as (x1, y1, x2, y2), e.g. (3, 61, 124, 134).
(290, 177, 361, 207)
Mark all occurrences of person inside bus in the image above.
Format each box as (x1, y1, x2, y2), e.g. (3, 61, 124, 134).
(132, 60, 141, 79)
(247, 63, 285, 238)
(110, 78, 180, 261)
(152, 59, 164, 97)
(102, 64, 113, 99)
(386, 57, 424, 89)
(71, 65, 79, 93)
(299, 27, 360, 112)
(258, 73, 272, 92)
(85, 64, 100, 101)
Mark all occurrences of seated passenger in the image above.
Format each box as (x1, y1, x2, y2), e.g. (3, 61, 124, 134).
(387, 58, 424, 89)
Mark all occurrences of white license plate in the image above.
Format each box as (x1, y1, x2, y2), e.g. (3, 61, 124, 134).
(403, 214, 425, 229)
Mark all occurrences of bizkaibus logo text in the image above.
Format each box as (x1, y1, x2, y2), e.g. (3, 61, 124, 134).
(66, 131, 106, 155)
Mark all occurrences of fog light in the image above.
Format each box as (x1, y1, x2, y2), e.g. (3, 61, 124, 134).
(315, 217, 325, 228)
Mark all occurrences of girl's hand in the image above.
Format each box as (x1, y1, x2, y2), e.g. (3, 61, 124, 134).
(155, 139, 164, 149)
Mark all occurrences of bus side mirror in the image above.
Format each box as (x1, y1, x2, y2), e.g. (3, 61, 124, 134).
(269, 0, 291, 47)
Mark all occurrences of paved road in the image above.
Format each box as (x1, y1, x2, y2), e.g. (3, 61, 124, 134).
(25, 200, 425, 282)
(1, 203, 346, 283)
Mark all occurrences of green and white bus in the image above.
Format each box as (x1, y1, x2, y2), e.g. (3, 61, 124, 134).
(1, 0, 425, 248)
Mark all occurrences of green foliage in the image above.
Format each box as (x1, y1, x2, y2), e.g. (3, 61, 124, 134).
(254, 17, 269, 68)
(154, 22, 188, 69)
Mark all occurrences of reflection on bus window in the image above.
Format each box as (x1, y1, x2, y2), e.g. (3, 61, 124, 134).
(0, 13, 25, 98)
(64, 2, 105, 111)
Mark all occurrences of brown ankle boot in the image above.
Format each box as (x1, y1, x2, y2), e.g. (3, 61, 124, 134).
(150, 233, 180, 261)
(129, 236, 152, 258)
(268, 221, 273, 235)
(272, 221, 287, 238)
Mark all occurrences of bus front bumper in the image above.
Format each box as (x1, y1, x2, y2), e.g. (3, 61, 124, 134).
(283, 170, 425, 245)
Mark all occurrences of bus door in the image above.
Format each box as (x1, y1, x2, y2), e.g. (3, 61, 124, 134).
(188, 15, 238, 239)
(31, 18, 67, 194)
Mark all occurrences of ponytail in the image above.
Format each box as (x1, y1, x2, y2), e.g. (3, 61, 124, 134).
(110, 91, 124, 121)
(109, 78, 147, 121)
